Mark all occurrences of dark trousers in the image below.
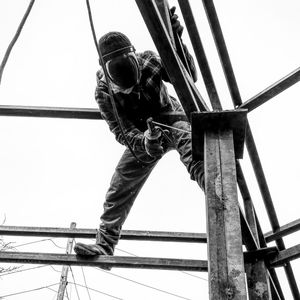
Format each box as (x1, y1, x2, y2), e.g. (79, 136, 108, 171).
(97, 121, 204, 254)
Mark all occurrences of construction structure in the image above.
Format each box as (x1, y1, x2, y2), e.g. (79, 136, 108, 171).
(0, 1, 300, 299)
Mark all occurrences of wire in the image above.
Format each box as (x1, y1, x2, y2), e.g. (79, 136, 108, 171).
(70, 266, 81, 300)
(95, 268, 193, 300)
(0, 264, 46, 276)
(65, 288, 71, 300)
(14, 238, 66, 249)
(0, 282, 59, 298)
(85, 0, 157, 167)
(81, 267, 92, 300)
(115, 247, 208, 282)
(68, 282, 122, 300)
(0, 0, 36, 85)
(85, 0, 100, 57)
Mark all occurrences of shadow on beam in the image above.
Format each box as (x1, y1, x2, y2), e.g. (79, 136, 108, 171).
(0, 251, 208, 272)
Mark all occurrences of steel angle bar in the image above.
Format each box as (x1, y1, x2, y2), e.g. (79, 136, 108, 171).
(270, 244, 300, 268)
(0, 251, 208, 272)
(265, 218, 300, 243)
(0, 225, 207, 243)
(0, 105, 101, 119)
(135, 0, 209, 118)
(240, 67, 300, 112)
(178, 0, 222, 110)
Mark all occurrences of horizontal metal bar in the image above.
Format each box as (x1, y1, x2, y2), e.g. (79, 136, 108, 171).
(265, 218, 300, 243)
(0, 225, 207, 243)
(0, 105, 101, 119)
(240, 67, 300, 112)
(0, 251, 208, 272)
(270, 244, 300, 268)
(0, 105, 188, 124)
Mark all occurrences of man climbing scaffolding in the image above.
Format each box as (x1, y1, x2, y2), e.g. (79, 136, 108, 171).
(74, 7, 204, 257)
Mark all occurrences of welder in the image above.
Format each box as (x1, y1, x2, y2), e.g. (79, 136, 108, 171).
(74, 7, 204, 258)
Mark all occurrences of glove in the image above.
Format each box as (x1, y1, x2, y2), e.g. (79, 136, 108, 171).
(170, 6, 184, 37)
(144, 133, 164, 158)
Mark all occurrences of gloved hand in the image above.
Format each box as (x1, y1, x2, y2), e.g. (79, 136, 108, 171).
(144, 134, 164, 158)
(170, 6, 184, 37)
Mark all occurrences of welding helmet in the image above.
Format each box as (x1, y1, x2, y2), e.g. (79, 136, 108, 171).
(99, 32, 140, 90)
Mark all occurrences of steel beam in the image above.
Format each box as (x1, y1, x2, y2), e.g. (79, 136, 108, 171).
(135, 0, 209, 118)
(202, 1, 299, 297)
(265, 218, 300, 243)
(178, 0, 222, 110)
(240, 67, 300, 112)
(0, 225, 207, 243)
(0, 251, 208, 272)
(270, 244, 300, 268)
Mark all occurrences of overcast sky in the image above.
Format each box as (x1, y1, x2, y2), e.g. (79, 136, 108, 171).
(0, 1, 299, 299)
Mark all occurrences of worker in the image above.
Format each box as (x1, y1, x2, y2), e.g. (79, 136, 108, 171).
(74, 7, 204, 258)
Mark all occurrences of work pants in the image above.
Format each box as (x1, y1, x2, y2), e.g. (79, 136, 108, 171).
(97, 121, 204, 254)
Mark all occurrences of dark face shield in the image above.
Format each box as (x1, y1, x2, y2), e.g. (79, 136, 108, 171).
(105, 52, 140, 90)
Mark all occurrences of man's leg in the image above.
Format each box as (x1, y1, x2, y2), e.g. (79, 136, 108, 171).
(169, 121, 205, 190)
(74, 148, 158, 256)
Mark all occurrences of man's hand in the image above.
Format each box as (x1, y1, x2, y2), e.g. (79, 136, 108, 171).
(170, 6, 184, 37)
(144, 135, 164, 158)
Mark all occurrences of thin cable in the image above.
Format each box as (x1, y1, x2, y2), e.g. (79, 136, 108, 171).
(0, 264, 46, 276)
(0, 283, 59, 298)
(85, 0, 100, 57)
(68, 282, 122, 300)
(69, 266, 81, 300)
(0, 0, 35, 85)
(95, 268, 193, 300)
(85, 0, 156, 166)
(14, 238, 66, 249)
(65, 288, 71, 300)
(81, 267, 92, 300)
(115, 247, 208, 282)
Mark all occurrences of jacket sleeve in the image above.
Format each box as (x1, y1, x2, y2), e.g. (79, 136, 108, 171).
(95, 72, 146, 152)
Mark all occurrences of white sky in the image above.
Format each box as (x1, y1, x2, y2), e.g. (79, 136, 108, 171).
(0, 0, 299, 299)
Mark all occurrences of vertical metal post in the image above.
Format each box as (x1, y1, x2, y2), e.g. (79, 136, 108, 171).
(204, 128, 247, 299)
(57, 222, 76, 300)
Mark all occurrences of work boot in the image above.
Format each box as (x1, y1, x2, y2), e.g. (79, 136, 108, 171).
(74, 242, 113, 271)
(74, 242, 106, 256)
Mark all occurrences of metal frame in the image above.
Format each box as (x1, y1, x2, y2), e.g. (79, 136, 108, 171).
(0, 0, 299, 299)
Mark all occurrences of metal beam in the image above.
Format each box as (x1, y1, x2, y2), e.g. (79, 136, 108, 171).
(178, 0, 222, 111)
(0, 251, 208, 272)
(0, 105, 101, 119)
(135, 0, 209, 119)
(0, 225, 207, 243)
(0, 105, 188, 124)
(240, 67, 300, 112)
(265, 218, 300, 243)
(202, 0, 299, 297)
(270, 244, 300, 268)
(203, 118, 247, 299)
